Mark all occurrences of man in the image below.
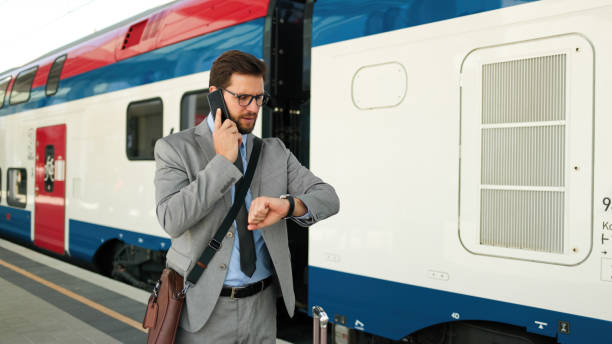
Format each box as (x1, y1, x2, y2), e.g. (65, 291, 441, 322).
(154, 50, 339, 343)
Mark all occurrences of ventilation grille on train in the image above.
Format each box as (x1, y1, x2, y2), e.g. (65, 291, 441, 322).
(122, 20, 148, 50)
(479, 54, 566, 254)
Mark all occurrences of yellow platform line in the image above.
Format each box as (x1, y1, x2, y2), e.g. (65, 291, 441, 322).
(0, 258, 147, 333)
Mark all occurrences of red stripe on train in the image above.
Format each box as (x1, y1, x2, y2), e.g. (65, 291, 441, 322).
(26, 0, 269, 89)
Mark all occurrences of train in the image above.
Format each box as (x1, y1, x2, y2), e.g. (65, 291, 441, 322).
(1, 0, 611, 343)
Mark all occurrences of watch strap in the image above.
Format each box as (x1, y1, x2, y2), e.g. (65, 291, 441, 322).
(282, 195, 295, 219)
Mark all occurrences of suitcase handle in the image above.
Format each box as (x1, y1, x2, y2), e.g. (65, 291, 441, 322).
(313, 306, 329, 344)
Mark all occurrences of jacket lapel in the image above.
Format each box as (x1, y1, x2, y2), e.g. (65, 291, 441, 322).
(194, 120, 215, 161)
(246, 134, 263, 198)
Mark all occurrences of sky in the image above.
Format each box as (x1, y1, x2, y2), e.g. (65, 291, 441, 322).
(0, 0, 172, 73)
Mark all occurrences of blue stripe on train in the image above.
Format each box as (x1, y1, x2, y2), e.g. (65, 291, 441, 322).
(308, 266, 612, 343)
(69, 219, 170, 263)
(0, 18, 265, 116)
(0, 211, 170, 263)
(0, 206, 31, 243)
(312, 0, 539, 47)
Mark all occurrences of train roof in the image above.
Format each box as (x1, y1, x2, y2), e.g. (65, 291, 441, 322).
(13, 1, 177, 73)
(0, 0, 269, 101)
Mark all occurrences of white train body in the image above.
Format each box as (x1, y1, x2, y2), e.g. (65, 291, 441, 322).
(309, 0, 612, 342)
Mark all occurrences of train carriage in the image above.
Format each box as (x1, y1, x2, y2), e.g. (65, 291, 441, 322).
(1, 0, 611, 343)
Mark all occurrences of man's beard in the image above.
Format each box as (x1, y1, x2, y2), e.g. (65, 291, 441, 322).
(231, 112, 258, 134)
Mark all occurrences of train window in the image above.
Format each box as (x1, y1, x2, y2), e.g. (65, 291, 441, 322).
(0, 76, 11, 109)
(7, 168, 27, 208)
(126, 98, 163, 160)
(180, 89, 210, 130)
(10, 66, 38, 105)
(44, 145, 55, 193)
(46, 55, 66, 96)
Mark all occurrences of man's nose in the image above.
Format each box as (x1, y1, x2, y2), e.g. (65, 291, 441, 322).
(247, 99, 260, 113)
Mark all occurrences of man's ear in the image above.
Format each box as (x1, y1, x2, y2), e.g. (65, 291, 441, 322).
(209, 85, 217, 92)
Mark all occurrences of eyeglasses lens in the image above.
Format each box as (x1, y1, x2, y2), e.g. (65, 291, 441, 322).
(238, 95, 268, 106)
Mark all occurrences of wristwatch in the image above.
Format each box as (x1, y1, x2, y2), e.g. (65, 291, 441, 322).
(280, 194, 295, 219)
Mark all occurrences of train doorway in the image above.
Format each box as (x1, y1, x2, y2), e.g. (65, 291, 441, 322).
(264, 0, 311, 312)
(34, 124, 66, 254)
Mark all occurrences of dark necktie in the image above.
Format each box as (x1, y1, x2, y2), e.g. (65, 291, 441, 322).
(234, 148, 256, 277)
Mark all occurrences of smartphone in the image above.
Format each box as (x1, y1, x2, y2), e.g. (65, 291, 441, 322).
(207, 89, 230, 122)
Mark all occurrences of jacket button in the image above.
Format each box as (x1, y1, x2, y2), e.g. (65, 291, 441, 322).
(220, 264, 227, 270)
(227, 232, 234, 238)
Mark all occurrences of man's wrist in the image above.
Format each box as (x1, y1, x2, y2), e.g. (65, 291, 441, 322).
(280, 194, 295, 218)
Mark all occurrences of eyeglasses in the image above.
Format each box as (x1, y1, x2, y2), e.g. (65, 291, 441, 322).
(221, 88, 269, 107)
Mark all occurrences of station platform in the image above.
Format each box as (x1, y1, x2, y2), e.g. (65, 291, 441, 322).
(0, 238, 293, 344)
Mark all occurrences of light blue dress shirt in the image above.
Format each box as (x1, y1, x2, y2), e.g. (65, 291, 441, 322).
(206, 114, 312, 286)
(206, 114, 273, 286)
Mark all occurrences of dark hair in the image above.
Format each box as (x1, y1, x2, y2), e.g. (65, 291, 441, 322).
(209, 50, 266, 88)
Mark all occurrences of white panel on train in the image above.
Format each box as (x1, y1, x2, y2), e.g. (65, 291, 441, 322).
(459, 34, 593, 265)
(351, 62, 407, 110)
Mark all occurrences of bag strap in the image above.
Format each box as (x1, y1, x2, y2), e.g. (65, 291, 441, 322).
(186, 137, 263, 285)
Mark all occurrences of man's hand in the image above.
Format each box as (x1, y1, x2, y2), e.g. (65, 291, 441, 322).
(248, 196, 307, 230)
(212, 108, 241, 162)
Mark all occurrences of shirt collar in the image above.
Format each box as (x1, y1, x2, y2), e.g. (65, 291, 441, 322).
(206, 113, 247, 150)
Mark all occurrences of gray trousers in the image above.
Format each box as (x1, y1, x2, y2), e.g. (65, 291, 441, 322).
(175, 285, 277, 344)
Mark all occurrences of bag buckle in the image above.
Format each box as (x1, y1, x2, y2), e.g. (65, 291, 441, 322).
(208, 239, 221, 251)
(181, 281, 192, 295)
(152, 280, 161, 300)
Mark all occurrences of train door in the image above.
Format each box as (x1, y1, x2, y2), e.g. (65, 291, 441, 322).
(34, 124, 66, 254)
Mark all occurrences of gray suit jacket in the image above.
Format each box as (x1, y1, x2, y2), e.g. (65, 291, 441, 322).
(153, 120, 339, 332)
